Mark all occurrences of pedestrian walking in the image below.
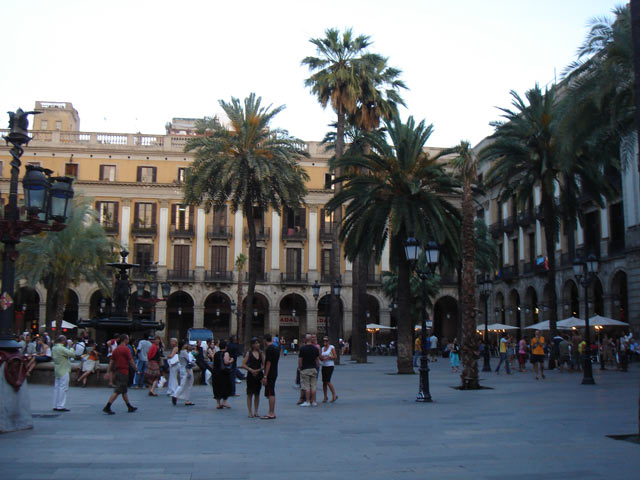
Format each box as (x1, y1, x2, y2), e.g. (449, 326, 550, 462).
(166, 338, 179, 397)
(212, 340, 233, 409)
(531, 330, 546, 380)
(261, 334, 279, 419)
(76, 339, 99, 387)
(495, 333, 511, 374)
(103, 334, 138, 414)
(145, 336, 163, 396)
(172, 341, 195, 406)
(227, 335, 241, 395)
(52, 335, 75, 412)
(413, 335, 421, 367)
(133, 336, 152, 388)
(558, 335, 571, 372)
(298, 334, 320, 407)
(518, 336, 528, 372)
(320, 336, 338, 403)
(241, 337, 264, 417)
(449, 338, 460, 373)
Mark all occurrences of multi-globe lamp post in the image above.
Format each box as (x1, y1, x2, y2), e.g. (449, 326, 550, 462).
(403, 236, 439, 403)
(0, 109, 74, 433)
(573, 253, 599, 385)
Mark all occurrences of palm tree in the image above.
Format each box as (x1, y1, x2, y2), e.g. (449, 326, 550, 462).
(234, 253, 247, 341)
(347, 53, 407, 364)
(184, 93, 309, 348)
(302, 28, 373, 360)
(326, 115, 461, 374)
(16, 199, 116, 331)
(450, 141, 481, 389)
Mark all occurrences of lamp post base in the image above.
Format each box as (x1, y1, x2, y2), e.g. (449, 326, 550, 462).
(482, 350, 491, 372)
(582, 356, 595, 385)
(416, 363, 432, 402)
(0, 362, 33, 433)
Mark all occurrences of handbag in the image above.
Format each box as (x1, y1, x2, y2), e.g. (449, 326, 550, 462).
(168, 354, 179, 367)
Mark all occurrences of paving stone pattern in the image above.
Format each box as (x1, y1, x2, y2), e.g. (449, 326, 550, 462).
(0, 356, 638, 479)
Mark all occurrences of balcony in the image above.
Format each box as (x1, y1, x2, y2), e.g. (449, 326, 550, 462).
(280, 272, 308, 285)
(501, 265, 519, 282)
(503, 216, 516, 234)
(523, 262, 533, 275)
(131, 222, 157, 237)
(244, 271, 267, 282)
(320, 272, 333, 284)
(169, 225, 195, 239)
(167, 270, 195, 282)
(489, 222, 503, 238)
(207, 225, 232, 240)
(319, 223, 336, 242)
(130, 267, 155, 281)
(517, 211, 535, 227)
(204, 270, 233, 283)
(243, 227, 270, 241)
(282, 227, 308, 242)
(608, 238, 625, 256)
(101, 221, 119, 235)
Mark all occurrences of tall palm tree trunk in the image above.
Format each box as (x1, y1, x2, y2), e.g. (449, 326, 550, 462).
(460, 182, 479, 389)
(351, 255, 368, 363)
(244, 202, 258, 352)
(329, 112, 345, 365)
(542, 195, 559, 370)
(236, 263, 245, 342)
(396, 235, 413, 373)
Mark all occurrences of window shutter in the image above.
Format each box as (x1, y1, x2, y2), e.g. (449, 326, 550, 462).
(134, 203, 140, 224)
(114, 202, 119, 223)
(171, 204, 176, 225)
(136, 167, 142, 182)
(299, 208, 306, 229)
(152, 167, 157, 183)
(100, 165, 105, 181)
(152, 204, 157, 226)
(95, 201, 102, 215)
(188, 207, 194, 229)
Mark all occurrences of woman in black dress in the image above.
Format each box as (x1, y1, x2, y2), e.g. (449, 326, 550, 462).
(212, 340, 233, 409)
(241, 337, 264, 417)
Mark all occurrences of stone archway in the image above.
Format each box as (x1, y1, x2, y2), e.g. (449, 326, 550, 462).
(89, 290, 111, 319)
(15, 287, 40, 334)
(524, 286, 538, 326)
(63, 289, 79, 325)
(590, 276, 604, 316)
(494, 292, 505, 324)
(243, 292, 269, 338)
(611, 270, 628, 321)
(562, 280, 580, 318)
(279, 293, 307, 344)
(167, 291, 194, 342)
(204, 292, 232, 340)
(507, 289, 521, 329)
(433, 296, 459, 343)
(318, 294, 344, 343)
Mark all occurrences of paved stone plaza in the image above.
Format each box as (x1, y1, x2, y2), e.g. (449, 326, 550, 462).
(0, 356, 638, 479)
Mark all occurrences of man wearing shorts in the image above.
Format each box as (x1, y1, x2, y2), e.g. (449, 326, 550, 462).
(103, 334, 138, 414)
(298, 334, 320, 407)
(530, 330, 546, 380)
(261, 334, 279, 419)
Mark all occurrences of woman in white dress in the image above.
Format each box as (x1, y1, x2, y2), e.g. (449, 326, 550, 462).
(166, 338, 179, 397)
(172, 341, 195, 406)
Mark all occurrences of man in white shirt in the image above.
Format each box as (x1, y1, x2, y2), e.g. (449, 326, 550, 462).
(429, 333, 438, 362)
(133, 336, 152, 388)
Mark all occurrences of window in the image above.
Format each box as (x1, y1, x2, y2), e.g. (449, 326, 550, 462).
(100, 165, 116, 182)
(320, 208, 334, 235)
(253, 207, 264, 233)
(476, 207, 485, 220)
(177, 167, 186, 184)
(324, 173, 335, 190)
(0, 161, 3, 177)
(213, 205, 227, 227)
(173, 245, 190, 272)
(283, 207, 306, 230)
(65, 163, 78, 177)
(171, 204, 193, 230)
(134, 244, 154, 273)
(137, 166, 157, 183)
(528, 233, 535, 263)
(95, 201, 119, 227)
(55, 121, 62, 131)
(41, 120, 48, 130)
(255, 247, 266, 274)
(286, 248, 302, 276)
(210, 246, 227, 272)
(134, 202, 156, 228)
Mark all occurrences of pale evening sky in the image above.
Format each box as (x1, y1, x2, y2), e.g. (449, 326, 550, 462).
(0, 0, 622, 148)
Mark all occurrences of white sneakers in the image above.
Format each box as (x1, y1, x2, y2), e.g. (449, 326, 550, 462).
(299, 402, 319, 407)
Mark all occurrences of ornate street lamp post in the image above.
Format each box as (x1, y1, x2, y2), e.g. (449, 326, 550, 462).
(479, 275, 492, 372)
(0, 109, 74, 433)
(403, 236, 439, 403)
(136, 275, 171, 328)
(573, 254, 598, 385)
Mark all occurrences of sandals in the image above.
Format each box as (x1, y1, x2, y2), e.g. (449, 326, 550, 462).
(260, 415, 276, 420)
(216, 405, 224, 409)
(148, 392, 158, 397)
(331, 396, 338, 403)
(185, 402, 195, 406)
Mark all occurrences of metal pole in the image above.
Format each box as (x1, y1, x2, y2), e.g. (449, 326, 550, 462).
(582, 280, 595, 384)
(482, 293, 491, 372)
(0, 144, 23, 349)
(416, 277, 432, 402)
